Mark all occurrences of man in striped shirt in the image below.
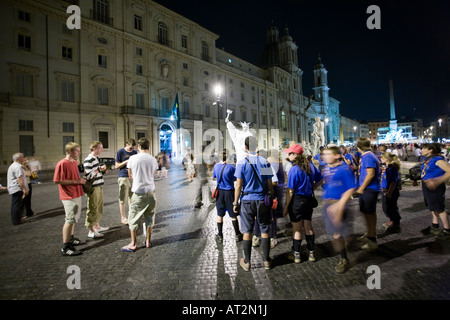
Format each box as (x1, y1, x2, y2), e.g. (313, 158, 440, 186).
(84, 141, 109, 239)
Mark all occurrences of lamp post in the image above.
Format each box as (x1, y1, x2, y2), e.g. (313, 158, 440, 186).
(438, 119, 442, 142)
(353, 125, 357, 142)
(213, 84, 223, 149)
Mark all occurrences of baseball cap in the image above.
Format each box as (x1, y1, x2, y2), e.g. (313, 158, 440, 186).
(284, 144, 304, 155)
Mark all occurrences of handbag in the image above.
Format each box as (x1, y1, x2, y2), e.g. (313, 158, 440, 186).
(30, 171, 38, 180)
(82, 171, 95, 195)
(244, 157, 277, 209)
(212, 163, 227, 199)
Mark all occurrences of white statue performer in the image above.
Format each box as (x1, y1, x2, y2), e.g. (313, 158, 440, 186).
(225, 110, 254, 164)
(312, 117, 325, 155)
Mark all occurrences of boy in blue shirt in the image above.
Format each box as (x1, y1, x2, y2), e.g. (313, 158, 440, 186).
(322, 146, 356, 273)
(356, 138, 381, 252)
(380, 152, 401, 233)
(234, 136, 275, 271)
(213, 150, 242, 243)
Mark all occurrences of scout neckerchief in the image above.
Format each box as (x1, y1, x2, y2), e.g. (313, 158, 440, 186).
(420, 156, 436, 179)
(358, 151, 373, 176)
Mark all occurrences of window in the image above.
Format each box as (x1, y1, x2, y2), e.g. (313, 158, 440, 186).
(261, 98, 265, 106)
(229, 90, 234, 98)
(61, 81, 75, 102)
(252, 86, 255, 91)
(183, 101, 190, 114)
(241, 82, 245, 88)
(241, 109, 246, 122)
(205, 105, 210, 117)
(62, 46, 73, 61)
(97, 87, 108, 105)
(201, 41, 209, 61)
(62, 122, 75, 132)
(229, 78, 233, 84)
(20, 135, 34, 156)
(136, 47, 142, 56)
(98, 131, 109, 149)
(158, 22, 168, 45)
(183, 77, 189, 87)
(19, 120, 33, 131)
(63, 136, 74, 154)
(136, 93, 144, 109)
(281, 110, 287, 131)
(18, 34, 31, 51)
(136, 64, 143, 75)
(252, 95, 256, 104)
(18, 10, 31, 22)
(92, 0, 111, 25)
(98, 54, 107, 68)
(262, 114, 266, 126)
(16, 73, 33, 97)
(160, 97, 169, 110)
(241, 92, 245, 101)
(181, 35, 187, 49)
(134, 15, 142, 31)
(136, 131, 146, 140)
(62, 23, 72, 35)
(182, 63, 188, 70)
(204, 83, 209, 91)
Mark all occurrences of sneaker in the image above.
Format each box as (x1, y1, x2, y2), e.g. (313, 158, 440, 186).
(120, 218, 128, 225)
(361, 238, 378, 251)
(252, 235, 260, 247)
(385, 225, 401, 233)
(216, 234, 223, 243)
(437, 230, 450, 241)
(357, 232, 368, 242)
(88, 230, 104, 239)
(263, 259, 271, 270)
(382, 221, 393, 229)
(235, 233, 243, 242)
(95, 226, 109, 233)
(288, 251, 301, 264)
(335, 258, 350, 274)
(421, 226, 441, 235)
(308, 251, 316, 262)
(61, 246, 83, 256)
(70, 237, 83, 246)
(270, 238, 277, 248)
(240, 257, 250, 271)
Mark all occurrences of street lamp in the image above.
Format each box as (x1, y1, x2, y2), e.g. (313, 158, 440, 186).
(213, 84, 223, 148)
(438, 119, 442, 141)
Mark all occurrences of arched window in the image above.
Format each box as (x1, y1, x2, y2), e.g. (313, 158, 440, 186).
(158, 22, 168, 45)
(201, 41, 209, 62)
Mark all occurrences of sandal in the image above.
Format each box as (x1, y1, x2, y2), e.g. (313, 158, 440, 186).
(121, 245, 136, 252)
(143, 240, 152, 248)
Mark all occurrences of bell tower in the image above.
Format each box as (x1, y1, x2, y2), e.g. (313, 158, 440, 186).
(313, 53, 329, 106)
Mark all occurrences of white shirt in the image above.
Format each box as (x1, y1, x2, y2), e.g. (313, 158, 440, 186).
(127, 152, 158, 193)
(7, 162, 28, 195)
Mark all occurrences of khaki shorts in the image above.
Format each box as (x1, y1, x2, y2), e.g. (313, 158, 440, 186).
(118, 177, 133, 204)
(128, 191, 156, 231)
(62, 196, 82, 225)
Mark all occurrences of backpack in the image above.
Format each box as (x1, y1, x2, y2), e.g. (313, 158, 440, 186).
(409, 163, 422, 181)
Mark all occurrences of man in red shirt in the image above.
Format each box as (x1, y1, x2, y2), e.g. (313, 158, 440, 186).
(54, 142, 86, 256)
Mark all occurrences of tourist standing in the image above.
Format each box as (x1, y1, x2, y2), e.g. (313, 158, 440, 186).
(283, 144, 322, 263)
(355, 137, 381, 251)
(234, 136, 275, 271)
(380, 152, 402, 233)
(420, 143, 450, 240)
(84, 141, 109, 239)
(7, 153, 29, 225)
(321, 146, 356, 273)
(54, 142, 86, 256)
(121, 138, 158, 251)
(186, 153, 196, 182)
(115, 138, 137, 225)
(21, 157, 35, 218)
(213, 150, 242, 243)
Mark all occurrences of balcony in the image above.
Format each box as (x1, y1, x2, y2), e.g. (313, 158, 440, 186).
(157, 37, 173, 48)
(201, 55, 212, 63)
(0, 92, 10, 103)
(90, 10, 113, 26)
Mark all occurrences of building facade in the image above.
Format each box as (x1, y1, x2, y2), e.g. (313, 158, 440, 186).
(0, 0, 342, 171)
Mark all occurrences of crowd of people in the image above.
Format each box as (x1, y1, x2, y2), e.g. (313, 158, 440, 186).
(4, 137, 450, 274)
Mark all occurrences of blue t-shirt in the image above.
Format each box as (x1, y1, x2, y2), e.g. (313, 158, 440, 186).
(286, 163, 322, 196)
(213, 162, 236, 190)
(116, 148, 137, 178)
(313, 153, 327, 167)
(381, 165, 400, 190)
(421, 156, 446, 180)
(343, 153, 354, 166)
(322, 163, 357, 200)
(235, 155, 273, 201)
(359, 151, 381, 192)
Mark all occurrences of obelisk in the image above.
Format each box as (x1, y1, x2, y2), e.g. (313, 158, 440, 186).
(389, 78, 398, 131)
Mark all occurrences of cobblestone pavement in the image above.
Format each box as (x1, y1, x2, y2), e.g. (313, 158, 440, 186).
(0, 163, 449, 300)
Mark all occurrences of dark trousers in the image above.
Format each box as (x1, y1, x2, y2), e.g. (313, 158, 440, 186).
(381, 189, 401, 225)
(11, 191, 24, 225)
(23, 183, 34, 217)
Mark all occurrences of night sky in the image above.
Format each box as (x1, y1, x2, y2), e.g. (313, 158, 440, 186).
(155, 0, 450, 125)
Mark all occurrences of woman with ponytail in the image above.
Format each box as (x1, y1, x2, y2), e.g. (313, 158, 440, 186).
(380, 152, 402, 233)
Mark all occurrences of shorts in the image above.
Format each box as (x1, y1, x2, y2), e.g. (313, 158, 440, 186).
(62, 196, 82, 225)
(216, 189, 237, 218)
(128, 191, 156, 231)
(422, 182, 446, 212)
(359, 189, 380, 214)
(240, 200, 271, 234)
(118, 177, 133, 204)
(321, 201, 353, 238)
(288, 194, 314, 222)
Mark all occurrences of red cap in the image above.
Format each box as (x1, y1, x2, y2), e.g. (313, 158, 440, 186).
(284, 144, 304, 155)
